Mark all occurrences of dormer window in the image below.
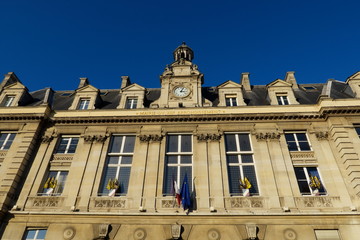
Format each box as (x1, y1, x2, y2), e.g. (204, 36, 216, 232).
(225, 95, 237, 107)
(276, 94, 289, 105)
(77, 98, 90, 110)
(1, 95, 15, 107)
(125, 97, 138, 109)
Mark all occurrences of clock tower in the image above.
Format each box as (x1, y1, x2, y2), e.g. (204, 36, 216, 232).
(150, 43, 211, 108)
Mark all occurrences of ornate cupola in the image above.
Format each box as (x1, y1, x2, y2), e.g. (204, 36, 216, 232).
(150, 43, 212, 108)
(173, 42, 194, 62)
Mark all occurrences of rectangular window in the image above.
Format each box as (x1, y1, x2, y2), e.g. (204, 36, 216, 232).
(225, 133, 259, 196)
(285, 132, 311, 151)
(225, 95, 237, 106)
(1, 95, 15, 107)
(55, 136, 79, 154)
(23, 229, 47, 240)
(99, 135, 135, 196)
(0, 132, 16, 150)
(294, 167, 326, 195)
(163, 134, 192, 195)
(40, 171, 68, 196)
(125, 97, 138, 109)
(277, 95, 289, 105)
(77, 98, 90, 110)
(315, 230, 341, 240)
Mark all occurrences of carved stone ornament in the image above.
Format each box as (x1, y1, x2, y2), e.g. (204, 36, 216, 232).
(32, 197, 61, 207)
(134, 228, 147, 240)
(315, 131, 329, 140)
(99, 224, 109, 237)
(171, 224, 181, 240)
(207, 229, 221, 240)
(255, 132, 280, 141)
(63, 227, 76, 240)
(41, 135, 54, 143)
(229, 197, 264, 208)
(94, 199, 126, 208)
(284, 228, 297, 240)
(139, 134, 163, 142)
(246, 224, 257, 240)
(197, 133, 222, 142)
(295, 196, 335, 208)
(83, 135, 108, 143)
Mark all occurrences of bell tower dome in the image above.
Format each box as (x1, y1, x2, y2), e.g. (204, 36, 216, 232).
(173, 42, 194, 62)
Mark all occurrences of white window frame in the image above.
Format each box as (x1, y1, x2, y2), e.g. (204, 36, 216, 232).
(164, 134, 193, 194)
(125, 97, 138, 109)
(77, 98, 90, 110)
(55, 136, 79, 154)
(39, 170, 68, 196)
(276, 94, 289, 105)
(285, 132, 312, 151)
(99, 134, 135, 196)
(225, 132, 259, 196)
(294, 166, 326, 196)
(23, 228, 47, 240)
(2, 95, 15, 107)
(0, 132, 16, 150)
(225, 95, 237, 107)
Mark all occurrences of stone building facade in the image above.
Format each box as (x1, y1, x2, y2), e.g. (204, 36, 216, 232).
(0, 43, 360, 239)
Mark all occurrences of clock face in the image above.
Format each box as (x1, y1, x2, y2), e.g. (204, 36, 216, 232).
(173, 86, 190, 97)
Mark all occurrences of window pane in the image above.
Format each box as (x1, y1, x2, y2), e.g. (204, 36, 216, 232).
(287, 142, 298, 151)
(283, 97, 289, 105)
(180, 166, 192, 191)
(225, 134, 237, 152)
(307, 167, 326, 194)
(123, 136, 135, 153)
(298, 141, 311, 151)
(243, 165, 259, 194)
(181, 155, 192, 164)
(285, 133, 295, 141)
(37, 230, 47, 239)
(163, 166, 177, 194)
(67, 138, 78, 153)
(110, 136, 123, 153)
(225, 98, 231, 106)
(167, 155, 178, 164)
(356, 127, 360, 136)
(119, 167, 131, 194)
(121, 156, 132, 164)
(238, 134, 251, 151)
(296, 133, 307, 141)
(55, 172, 68, 194)
(228, 166, 241, 195)
(24, 230, 36, 239)
(231, 98, 237, 106)
(227, 155, 239, 164)
(99, 166, 117, 195)
(241, 154, 253, 163)
(181, 135, 192, 152)
(294, 167, 311, 194)
(56, 138, 68, 153)
(108, 156, 120, 164)
(167, 135, 178, 152)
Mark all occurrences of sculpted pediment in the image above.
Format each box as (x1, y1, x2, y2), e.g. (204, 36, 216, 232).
(3, 81, 27, 90)
(218, 80, 242, 89)
(267, 79, 292, 88)
(76, 84, 99, 93)
(122, 83, 145, 92)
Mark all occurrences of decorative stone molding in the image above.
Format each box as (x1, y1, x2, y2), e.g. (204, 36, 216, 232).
(246, 225, 257, 240)
(83, 134, 108, 143)
(255, 132, 280, 141)
(208, 229, 221, 240)
(31, 196, 64, 208)
(294, 196, 339, 208)
(138, 134, 163, 142)
(284, 228, 297, 240)
(289, 151, 316, 160)
(196, 133, 222, 142)
(171, 224, 182, 240)
(94, 198, 126, 208)
(134, 228, 147, 240)
(161, 199, 177, 208)
(63, 227, 76, 240)
(0, 150, 7, 157)
(226, 197, 264, 208)
(41, 135, 54, 143)
(99, 224, 109, 238)
(315, 131, 329, 140)
(52, 154, 74, 162)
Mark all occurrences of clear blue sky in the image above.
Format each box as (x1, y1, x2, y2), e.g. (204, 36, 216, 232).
(1, 1, 359, 91)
